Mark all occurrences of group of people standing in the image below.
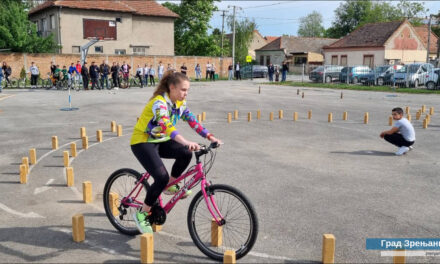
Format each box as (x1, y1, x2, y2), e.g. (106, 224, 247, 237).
(267, 61, 289, 82)
(0, 62, 12, 92)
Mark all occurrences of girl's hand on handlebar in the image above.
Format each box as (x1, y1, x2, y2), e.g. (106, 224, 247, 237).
(186, 141, 200, 151)
(208, 136, 223, 145)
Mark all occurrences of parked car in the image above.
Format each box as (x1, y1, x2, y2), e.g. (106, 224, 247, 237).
(309, 65, 343, 83)
(426, 68, 440, 90)
(240, 65, 268, 79)
(359, 65, 403, 86)
(339, 66, 371, 84)
(393, 63, 436, 88)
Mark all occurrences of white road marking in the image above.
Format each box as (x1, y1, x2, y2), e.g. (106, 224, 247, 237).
(0, 202, 44, 218)
(33, 179, 55, 195)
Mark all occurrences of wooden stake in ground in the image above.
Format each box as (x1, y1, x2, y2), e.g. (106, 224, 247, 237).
(257, 110, 261, 120)
(364, 112, 369, 124)
(227, 113, 232, 123)
(343, 111, 348, 121)
(269, 112, 274, 121)
(247, 112, 251, 122)
(234, 110, 238, 120)
(308, 110, 312, 119)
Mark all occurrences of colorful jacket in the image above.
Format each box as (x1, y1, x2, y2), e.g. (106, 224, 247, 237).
(130, 93, 209, 145)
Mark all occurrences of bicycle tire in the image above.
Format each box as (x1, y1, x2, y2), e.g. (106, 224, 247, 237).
(187, 184, 258, 260)
(103, 168, 149, 236)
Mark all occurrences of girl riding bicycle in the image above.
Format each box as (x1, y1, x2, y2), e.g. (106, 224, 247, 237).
(131, 70, 221, 233)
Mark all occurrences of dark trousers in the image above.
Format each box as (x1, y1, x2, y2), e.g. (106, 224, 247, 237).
(210, 71, 215, 81)
(206, 71, 210, 80)
(235, 70, 241, 80)
(82, 75, 89, 89)
(149, 75, 155, 86)
(384, 133, 414, 147)
(91, 77, 98, 90)
(269, 72, 274, 81)
(101, 75, 109, 89)
(31, 74, 38, 86)
(112, 74, 119, 88)
(131, 141, 192, 206)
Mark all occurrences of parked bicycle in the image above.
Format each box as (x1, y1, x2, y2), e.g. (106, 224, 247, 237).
(103, 142, 258, 260)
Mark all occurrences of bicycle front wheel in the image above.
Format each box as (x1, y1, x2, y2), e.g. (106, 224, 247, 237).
(103, 168, 149, 236)
(187, 184, 258, 260)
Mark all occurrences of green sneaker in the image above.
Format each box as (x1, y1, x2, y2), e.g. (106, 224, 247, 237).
(133, 211, 153, 234)
(164, 184, 192, 198)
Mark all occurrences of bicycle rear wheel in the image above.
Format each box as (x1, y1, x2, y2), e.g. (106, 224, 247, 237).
(187, 184, 258, 260)
(103, 168, 149, 236)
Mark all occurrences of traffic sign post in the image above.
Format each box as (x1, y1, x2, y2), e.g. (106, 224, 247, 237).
(246, 56, 253, 80)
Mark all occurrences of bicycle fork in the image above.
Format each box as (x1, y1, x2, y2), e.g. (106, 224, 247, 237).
(201, 179, 225, 226)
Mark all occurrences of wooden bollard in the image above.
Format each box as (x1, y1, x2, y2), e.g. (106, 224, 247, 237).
(152, 224, 162, 232)
(405, 106, 410, 114)
(293, 112, 298, 121)
(257, 110, 261, 120)
(197, 114, 202, 123)
(328, 113, 333, 123)
(223, 250, 236, 264)
(20, 164, 27, 184)
(111, 121, 116, 132)
(308, 110, 312, 119)
(426, 114, 431, 125)
(117, 125, 122, 137)
(66, 167, 74, 187)
(422, 105, 426, 113)
(389, 116, 393, 126)
(407, 114, 411, 122)
(322, 234, 335, 264)
(302, 92, 304, 98)
(29, 148, 37, 165)
(340, 92, 343, 99)
(109, 192, 119, 216)
(22, 157, 29, 175)
(423, 118, 428, 129)
(70, 143, 77, 157)
(202, 112, 206, 121)
(63, 151, 69, 167)
(297, 88, 299, 95)
(72, 214, 85, 242)
(97, 130, 102, 142)
(82, 136, 88, 150)
(211, 219, 222, 247)
(343, 111, 348, 121)
(279, 110, 283, 119)
(364, 112, 369, 124)
(416, 111, 421, 120)
(83, 181, 92, 203)
(393, 249, 405, 264)
(269, 112, 274, 121)
(247, 112, 251, 122)
(227, 113, 232, 123)
(430, 107, 434, 115)
(80, 127, 86, 138)
(140, 233, 154, 264)
(234, 110, 238, 120)
(52, 136, 58, 150)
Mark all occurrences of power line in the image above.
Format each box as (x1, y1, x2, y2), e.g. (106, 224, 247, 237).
(245, 2, 286, 9)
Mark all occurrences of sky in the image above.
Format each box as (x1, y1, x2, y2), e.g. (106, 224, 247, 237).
(160, 1, 440, 37)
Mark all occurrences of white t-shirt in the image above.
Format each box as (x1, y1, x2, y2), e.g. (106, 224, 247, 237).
(136, 67, 143, 75)
(206, 64, 212, 71)
(394, 118, 415, 142)
(236, 64, 240, 71)
(158, 65, 164, 74)
(144, 67, 149, 75)
(30, 66, 39, 75)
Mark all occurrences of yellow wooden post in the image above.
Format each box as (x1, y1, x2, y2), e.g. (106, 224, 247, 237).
(429, 107, 434, 115)
(117, 125, 123, 137)
(293, 112, 298, 121)
(426, 114, 431, 125)
(52, 136, 58, 150)
(83, 181, 92, 203)
(109, 192, 119, 216)
(202, 112, 206, 121)
(70, 143, 77, 157)
(97, 130, 102, 143)
(405, 106, 410, 114)
(343, 111, 348, 121)
(423, 118, 428, 129)
(279, 110, 283, 119)
(29, 148, 37, 165)
(140, 233, 154, 264)
(257, 110, 261, 120)
(269, 112, 274, 121)
(389, 116, 393, 126)
(22, 157, 29, 175)
(66, 167, 74, 187)
(328, 113, 333, 123)
(308, 110, 312, 119)
(20, 164, 27, 184)
(248, 112, 251, 122)
(234, 110, 238, 120)
(152, 224, 162, 232)
(223, 250, 236, 264)
(80, 127, 86, 138)
(364, 112, 369, 124)
(227, 113, 232, 123)
(407, 114, 411, 122)
(63, 151, 69, 167)
(421, 105, 426, 113)
(322, 234, 335, 264)
(72, 214, 85, 242)
(416, 111, 421, 120)
(211, 219, 222, 247)
(111, 121, 116, 132)
(82, 136, 88, 150)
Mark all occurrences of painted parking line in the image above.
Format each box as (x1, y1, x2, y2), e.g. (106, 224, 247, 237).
(0, 202, 44, 218)
(0, 94, 15, 101)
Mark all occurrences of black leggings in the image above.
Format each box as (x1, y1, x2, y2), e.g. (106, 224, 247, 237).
(384, 133, 414, 147)
(131, 141, 192, 206)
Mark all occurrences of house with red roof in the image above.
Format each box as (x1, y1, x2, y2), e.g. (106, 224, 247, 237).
(413, 25, 439, 61)
(323, 20, 427, 67)
(28, 0, 178, 55)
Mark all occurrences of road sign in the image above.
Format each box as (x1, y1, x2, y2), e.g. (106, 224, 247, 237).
(246, 56, 252, 63)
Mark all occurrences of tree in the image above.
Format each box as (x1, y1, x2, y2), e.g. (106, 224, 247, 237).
(324, 0, 428, 38)
(227, 17, 256, 64)
(0, 1, 57, 53)
(162, 0, 221, 56)
(298, 11, 325, 37)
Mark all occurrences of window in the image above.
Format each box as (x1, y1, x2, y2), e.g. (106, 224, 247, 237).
(83, 19, 117, 40)
(266, 56, 270, 66)
(340, 55, 347, 66)
(50, 15, 55, 29)
(41, 18, 47, 32)
(72, 46, 80, 54)
(95, 46, 103, 53)
(331, 55, 338, 65)
(294, 57, 307, 65)
(363, 55, 374, 68)
(132, 47, 146, 55)
(260, 55, 264, 65)
(115, 49, 126, 55)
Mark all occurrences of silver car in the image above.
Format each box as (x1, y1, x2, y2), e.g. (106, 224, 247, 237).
(393, 63, 437, 88)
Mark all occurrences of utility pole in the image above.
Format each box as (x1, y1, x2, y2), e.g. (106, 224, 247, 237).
(220, 10, 227, 57)
(228, 5, 241, 69)
(427, 15, 432, 63)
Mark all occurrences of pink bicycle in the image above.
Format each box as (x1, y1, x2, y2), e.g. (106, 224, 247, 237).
(103, 142, 258, 260)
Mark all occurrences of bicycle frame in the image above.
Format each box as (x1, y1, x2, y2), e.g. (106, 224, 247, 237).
(120, 162, 225, 225)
